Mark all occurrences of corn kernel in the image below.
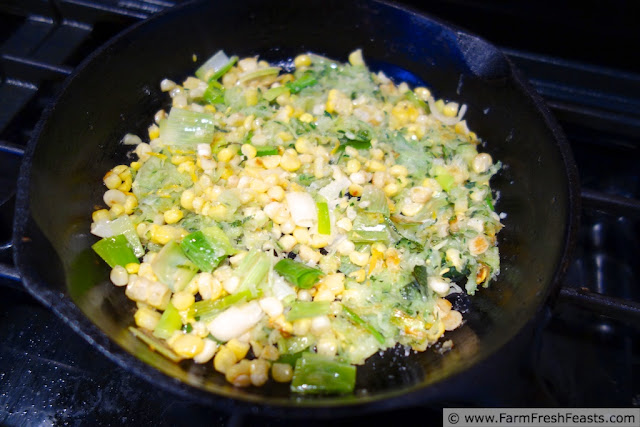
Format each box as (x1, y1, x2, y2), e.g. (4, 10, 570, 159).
(260, 344, 279, 361)
(389, 165, 409, 177)
(294, 54, 312, 68)
(214, 346, 238, 374)
(226, 359, 252, 387)
(241, 144, 257, 159)
(226, 338, 250, 360)
(384, 183, 400, 197)
(299, 113, 314, 123)
(130, 161, 141, 171)
(292, 227, 310, 245)
(271, 363, 293, 383)
(134, 307, 161, 331)
(103, 171, 122, 189)
(148, 124, 160, 140)
(349, 250, 370, 267)
(348, 269, 366, 283)
(280, 152, 301, 172)
(110, 203, 125, 217)
(180, 189, 195, 210)
(442, 102, 459, 117)
(250, 359, 270, 387)
(151, 225, 179, 245)
(125, 263, 140, 274)
(367, 160, 386, 172)
(110, 265, 128, 287)
(92, 209, 110, 223)
(172, 291, 195, 310)
(217, 147, 236, 163)
(163, 208, 184, 224)
(124, 195, 138, 214)
(279, 234, 297, 252)
(294, 137, 312, 154)
(172, 334, 204, 358)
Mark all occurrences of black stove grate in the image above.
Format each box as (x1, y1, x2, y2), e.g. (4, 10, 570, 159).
(1, 0, 639, 424)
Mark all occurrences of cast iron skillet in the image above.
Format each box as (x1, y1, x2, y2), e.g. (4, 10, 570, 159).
(13, 0, 579, 417)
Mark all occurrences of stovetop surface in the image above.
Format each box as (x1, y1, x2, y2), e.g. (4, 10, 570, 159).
(1, 1, 639, 425)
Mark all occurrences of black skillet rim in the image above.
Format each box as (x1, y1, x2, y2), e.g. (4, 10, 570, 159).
(12, 0, 580, 418)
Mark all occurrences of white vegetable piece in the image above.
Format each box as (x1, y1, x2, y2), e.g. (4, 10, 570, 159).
(318, 175, 351, 207)
(207, 301, 263, 342)
(259, 297, 284, 318)
(285, 192, 317, 228)
(427, 276, 451, 297)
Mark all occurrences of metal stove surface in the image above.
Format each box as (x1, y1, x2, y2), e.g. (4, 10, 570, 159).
(1, 0, 639, 425)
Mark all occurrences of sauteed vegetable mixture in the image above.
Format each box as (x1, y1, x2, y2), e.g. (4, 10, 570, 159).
(90, 50, 502, 393)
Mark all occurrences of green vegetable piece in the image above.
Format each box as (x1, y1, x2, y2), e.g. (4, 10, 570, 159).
(264, 86, 290, 101)
(151, 240, 199, 292)
(203, 84, 225, 105)
(361, 186, 389, 216)
(316, 201, 330, 235)
(405, 90, 429, 113)
(180, 226, 236, 272)
(238, 67, 280, 83)
(128, 327, 182, 362)
(283, 336, 313, 354)
(286, 73, 318, 94)
(188, 289, 257, 321)
(290, 352, 356, 394)
(208, 55, 239, 82)
(435, 173, 455, 192)
(236, 249, 271, 293)
(342, 305, 385, 345)
(276, 351, 305, 366)
(153, 302, 182, 340)
(108, 216, 145, 257)
(92, 234, 139, 268)
(485, 193, 495, 210)
(412, 265, 430, 295)
(274, 259, 324, 289)
(254, 146, 279, 157)
(286, 301, 331, 321)
(159, 108, 217, 146)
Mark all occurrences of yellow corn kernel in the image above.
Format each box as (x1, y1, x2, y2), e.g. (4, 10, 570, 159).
(110, 203, 125, 217)
(271, 133, 290, 146)
(225, 359, 252, 387)
(148, 124, 160, 140)
(383, 182, 400, 197)
(280, 152, 301, 172)
(172, 334, 204, 358)
(325, 89, 339, 114)
(245, 87, 258, 106)
(92, 209, 110, 223)
(125, 262, 140, 274)
(294, 136, 312, 154)
(123, 195, 138, 214)
(130, 161, 141, 171)
(294, 54, 311, 68)
(220, 166, 233, 180)
(214, 345, 238, 374)
(348, 49, 365, 66)
(151, 225, 178, 245)
(180, 189, 195, 210)
(134, 307, 161, 331)
(442, 102, 459, 117)
(241, 144, 257, 159)
(348, 269, 366, 283)
(217, 147, 236, 163)
(250, 359, 270, 387)
(171, 291, 195, 311)
(260, 344, 279, 361)
(163, 208, 184, 224)
(103, 171, 122, 189)
(346, 159, 361, 174)
(226, 338, 250, 360)
(299, 113, 314, 123)
(117, 175, 132, 193)
(271, 363, 293, 383)
(389, 164, 409, 177)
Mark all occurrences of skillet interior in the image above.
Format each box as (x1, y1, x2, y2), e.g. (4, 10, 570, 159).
(13, 0, 578, 414)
